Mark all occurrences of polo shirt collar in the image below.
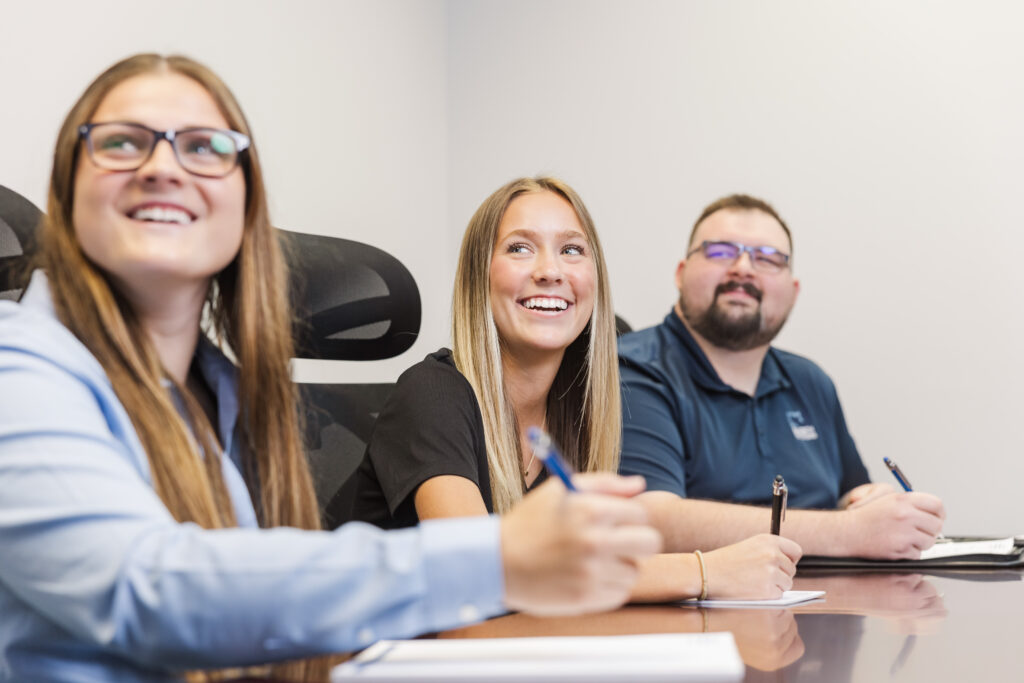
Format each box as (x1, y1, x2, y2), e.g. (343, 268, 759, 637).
(663, 310, 790, 398)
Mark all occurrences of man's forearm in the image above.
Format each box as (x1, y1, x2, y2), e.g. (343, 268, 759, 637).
(639, 491, 853, 556)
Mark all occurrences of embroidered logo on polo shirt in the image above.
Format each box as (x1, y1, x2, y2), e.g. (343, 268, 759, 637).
(786, 410, 819, 441)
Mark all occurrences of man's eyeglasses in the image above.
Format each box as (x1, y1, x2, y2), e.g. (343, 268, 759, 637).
(78, 122, 251, 178)
(688, 240, 791, 273)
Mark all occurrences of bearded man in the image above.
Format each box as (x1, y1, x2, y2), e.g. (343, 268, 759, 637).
(618, 195, 945, 560)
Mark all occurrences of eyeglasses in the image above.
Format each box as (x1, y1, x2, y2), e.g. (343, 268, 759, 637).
(687, 240, 791, 273)
(78, 122, 251, 178)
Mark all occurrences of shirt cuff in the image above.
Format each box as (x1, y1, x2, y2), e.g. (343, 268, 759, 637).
(418, 515, 506, 628)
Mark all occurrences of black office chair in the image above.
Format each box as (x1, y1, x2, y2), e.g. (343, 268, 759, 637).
(0, 182, 420, 519)
(0, 184, 42, 300)
(283, 230, 421, 516)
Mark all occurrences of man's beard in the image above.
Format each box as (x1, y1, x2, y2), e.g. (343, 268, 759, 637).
(679, 281, 788, 351)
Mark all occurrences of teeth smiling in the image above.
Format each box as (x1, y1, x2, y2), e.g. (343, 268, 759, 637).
(521, 297, 569, 311)
(130, 206, 193, 225)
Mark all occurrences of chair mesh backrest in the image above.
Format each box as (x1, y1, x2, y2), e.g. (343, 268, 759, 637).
(284, 231, 420, 362)
(282, 229, 421, 510)
(0, 185, 42, 301)
(0, 204, 420, 515)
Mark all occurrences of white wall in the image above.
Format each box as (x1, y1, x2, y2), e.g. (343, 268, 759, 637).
(0, 0, 452, 383)
(448, 0, 1024, 534)
(2, 1, 1020, 533)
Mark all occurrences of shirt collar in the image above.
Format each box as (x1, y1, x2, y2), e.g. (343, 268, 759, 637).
(193, 335, 242, 467)
(664, 309, 790, 398)
(756, 350, 790, 397)
(20, 269, 59, 317)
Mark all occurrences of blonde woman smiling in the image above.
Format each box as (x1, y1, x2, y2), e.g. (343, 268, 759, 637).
(345, 176, 802, 603)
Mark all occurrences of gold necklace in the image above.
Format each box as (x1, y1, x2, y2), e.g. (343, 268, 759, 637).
(524, 450, 537, 476)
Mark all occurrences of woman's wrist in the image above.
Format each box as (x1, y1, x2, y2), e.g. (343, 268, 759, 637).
(693, 550, 708, 600)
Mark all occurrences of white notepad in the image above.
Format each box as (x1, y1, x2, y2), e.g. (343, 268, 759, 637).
(682, 589, 826, 608)
(919, 536, 1017, 560)
(331, 632, 745, 681)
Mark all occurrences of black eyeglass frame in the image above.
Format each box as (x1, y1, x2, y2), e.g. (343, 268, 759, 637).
(77, 122, 251, 178)
(687, 240, 791, 271)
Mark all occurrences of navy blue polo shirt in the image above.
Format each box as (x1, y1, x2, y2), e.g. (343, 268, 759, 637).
(618, 312, 869, 509)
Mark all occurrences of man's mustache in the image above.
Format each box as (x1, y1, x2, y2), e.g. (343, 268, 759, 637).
(715, 280, 763, 302)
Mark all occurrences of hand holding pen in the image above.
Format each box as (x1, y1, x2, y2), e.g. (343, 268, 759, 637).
(499, 471, 660, 615)
(883, 457, 945, 540)
(500, 427, 662, 614)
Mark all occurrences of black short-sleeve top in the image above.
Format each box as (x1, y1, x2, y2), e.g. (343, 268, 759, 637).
(344, 348, 545, 529)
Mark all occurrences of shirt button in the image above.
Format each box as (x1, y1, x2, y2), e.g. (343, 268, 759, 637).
(458, 604, 481, 623)
(357, 627, 375, 645)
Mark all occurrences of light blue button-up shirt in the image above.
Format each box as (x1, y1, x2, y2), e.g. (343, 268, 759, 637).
(0, 272, 505, 682)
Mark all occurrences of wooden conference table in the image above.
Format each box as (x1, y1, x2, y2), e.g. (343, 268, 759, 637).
(432, 568, 1022, 682)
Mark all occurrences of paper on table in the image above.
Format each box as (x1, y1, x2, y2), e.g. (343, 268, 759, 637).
(331, 632, 744, 682)
(919, 536, 1017, 560)
(682, 589, 826, 608)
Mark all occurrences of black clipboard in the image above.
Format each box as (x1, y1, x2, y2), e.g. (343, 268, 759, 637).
(798, 536, 1024, 570)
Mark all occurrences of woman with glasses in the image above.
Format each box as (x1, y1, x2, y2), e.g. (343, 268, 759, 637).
(341, 176, 803, 604)
(0, 55, 660, 682)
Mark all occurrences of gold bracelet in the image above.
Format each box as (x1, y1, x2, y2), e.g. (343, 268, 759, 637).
(694, 550, 708, 600)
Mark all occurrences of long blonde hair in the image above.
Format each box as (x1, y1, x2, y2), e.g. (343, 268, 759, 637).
(451, 177, 620, 513)
(38, 54, 326, 680)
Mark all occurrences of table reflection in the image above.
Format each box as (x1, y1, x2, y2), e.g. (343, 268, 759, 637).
(794, 572, 948, 634)
(438, 571, 959, 678)
(232, 569, 1020, 682)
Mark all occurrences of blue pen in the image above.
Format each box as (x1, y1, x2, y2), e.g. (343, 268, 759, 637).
(883, 457, 913, 492)
(527, 427, 577, 492)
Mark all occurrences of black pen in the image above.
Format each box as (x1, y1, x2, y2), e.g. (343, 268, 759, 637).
(770, 475, 787, 535)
